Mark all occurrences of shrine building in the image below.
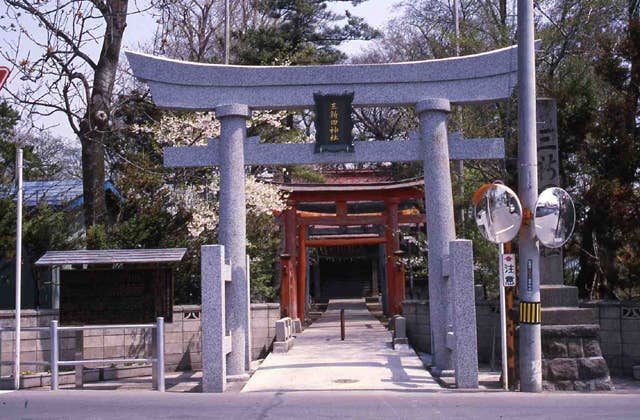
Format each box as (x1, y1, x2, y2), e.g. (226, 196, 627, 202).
(275, 172, 426, 321)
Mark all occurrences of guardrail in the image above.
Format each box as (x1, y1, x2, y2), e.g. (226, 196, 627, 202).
(0, 317, 165, 391)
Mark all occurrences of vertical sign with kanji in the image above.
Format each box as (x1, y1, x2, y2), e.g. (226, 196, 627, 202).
(502, 253, 516, 287)
(537, 98, 559, 189)
(537, 98, 564, 285)
(313, 92, 354, 153)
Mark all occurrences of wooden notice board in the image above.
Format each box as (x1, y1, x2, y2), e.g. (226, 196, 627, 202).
(59, 268, 173, 325)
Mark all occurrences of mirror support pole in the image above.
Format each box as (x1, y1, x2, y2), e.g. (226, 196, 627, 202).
(517, 0, 543, 392)
(416, 98, 455, 373)
(498, 243, 508, 390)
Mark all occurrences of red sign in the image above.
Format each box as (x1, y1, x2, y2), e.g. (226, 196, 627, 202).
(0, 66, 10, 91)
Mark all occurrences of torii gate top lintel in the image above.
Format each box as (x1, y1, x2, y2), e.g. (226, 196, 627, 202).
(125, 44, 526, 111)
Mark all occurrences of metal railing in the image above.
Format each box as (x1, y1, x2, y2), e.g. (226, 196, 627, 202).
(0, 317, 165, 392)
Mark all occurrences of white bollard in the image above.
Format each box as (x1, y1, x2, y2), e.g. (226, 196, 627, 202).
(50, 320, 59, 391)
(156, 317, 165, 392)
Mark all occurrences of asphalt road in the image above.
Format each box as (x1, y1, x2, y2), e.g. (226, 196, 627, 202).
(1, 389, 639, 419)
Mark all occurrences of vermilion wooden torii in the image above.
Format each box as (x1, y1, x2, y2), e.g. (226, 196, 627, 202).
(277, 180, 426, 321)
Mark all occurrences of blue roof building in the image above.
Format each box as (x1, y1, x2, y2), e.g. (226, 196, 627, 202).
(0, 179, 123, 209)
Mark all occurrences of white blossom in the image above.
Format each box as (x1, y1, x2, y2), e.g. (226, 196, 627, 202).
(136, 111, 288, 240)
(246, 176, 287, 214)
(133, 112, 220, 147)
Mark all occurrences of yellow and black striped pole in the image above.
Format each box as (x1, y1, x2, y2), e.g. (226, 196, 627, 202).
(519, 301, 541, 324)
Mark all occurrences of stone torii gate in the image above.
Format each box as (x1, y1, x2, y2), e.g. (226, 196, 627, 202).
(126, 45, 523, 387)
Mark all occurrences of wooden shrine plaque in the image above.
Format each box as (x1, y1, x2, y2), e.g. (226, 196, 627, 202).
(313, 92, 355, 153)
(59, 268, 173, 325)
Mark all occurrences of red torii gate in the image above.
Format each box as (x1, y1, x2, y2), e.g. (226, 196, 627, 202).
(276, 180, 426, 322)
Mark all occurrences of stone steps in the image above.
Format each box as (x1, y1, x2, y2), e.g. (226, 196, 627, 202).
(542, 307, 597, 325)
(541, 285, 578, 307)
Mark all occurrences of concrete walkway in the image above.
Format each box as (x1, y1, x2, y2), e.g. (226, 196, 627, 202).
(242, 299, 441, 392)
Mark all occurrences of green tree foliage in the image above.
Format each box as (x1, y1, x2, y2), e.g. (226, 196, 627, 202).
(0, 102, 20, 185)
(0, 102, 47, 183)
(536, 0, 640, 298)
(237, 0, 379, 65)
(247, 211, 281, 302)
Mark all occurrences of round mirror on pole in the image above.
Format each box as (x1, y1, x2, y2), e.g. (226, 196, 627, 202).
(473, 183, 523, 244)
(534, 187, 575, 248)
(472, 182, 522, 391)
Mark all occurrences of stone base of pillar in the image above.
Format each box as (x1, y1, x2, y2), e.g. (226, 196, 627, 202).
(430, 368, 455, 377)
(273, 339, 295, 353)
(226, 373, 251, 382)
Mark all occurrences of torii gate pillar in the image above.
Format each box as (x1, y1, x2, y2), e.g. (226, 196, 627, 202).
(217, 104, 251, 375)
(417, 98, 456, 372)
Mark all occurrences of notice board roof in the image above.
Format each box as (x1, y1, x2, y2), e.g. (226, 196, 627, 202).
(35, 248, 187, 266)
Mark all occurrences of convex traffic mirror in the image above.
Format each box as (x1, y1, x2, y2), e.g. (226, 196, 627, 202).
(474, 183, 523, 244)
(534, 187, 575, 248)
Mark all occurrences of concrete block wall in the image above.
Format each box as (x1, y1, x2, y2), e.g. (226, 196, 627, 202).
(402, 301, 430, 353)
(474, 301, 501, 364)
(165, 305, 203, 371)
(250, 303, 280, 360)
(403, 299, 500, 364)
(1, 309, 59, 376)
(0, 303, 280, 376)
(581, 301, 640, 376)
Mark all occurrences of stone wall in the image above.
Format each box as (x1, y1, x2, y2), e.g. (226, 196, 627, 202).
(540, 325, 612, 391)
(581, 300, 640, 376)
(0, 303, 280, 376)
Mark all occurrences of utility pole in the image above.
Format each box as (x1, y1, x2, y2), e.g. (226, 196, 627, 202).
(517, 0, 542, 392)
(453, 0, 460, 56)
(14, 148, 23, 390)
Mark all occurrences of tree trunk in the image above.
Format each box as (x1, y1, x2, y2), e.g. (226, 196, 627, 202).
(80, 0, 129, 231)
(80, 132, 107, 228)
(628, 7, 639, 141)
(576, 218, 594, 299)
